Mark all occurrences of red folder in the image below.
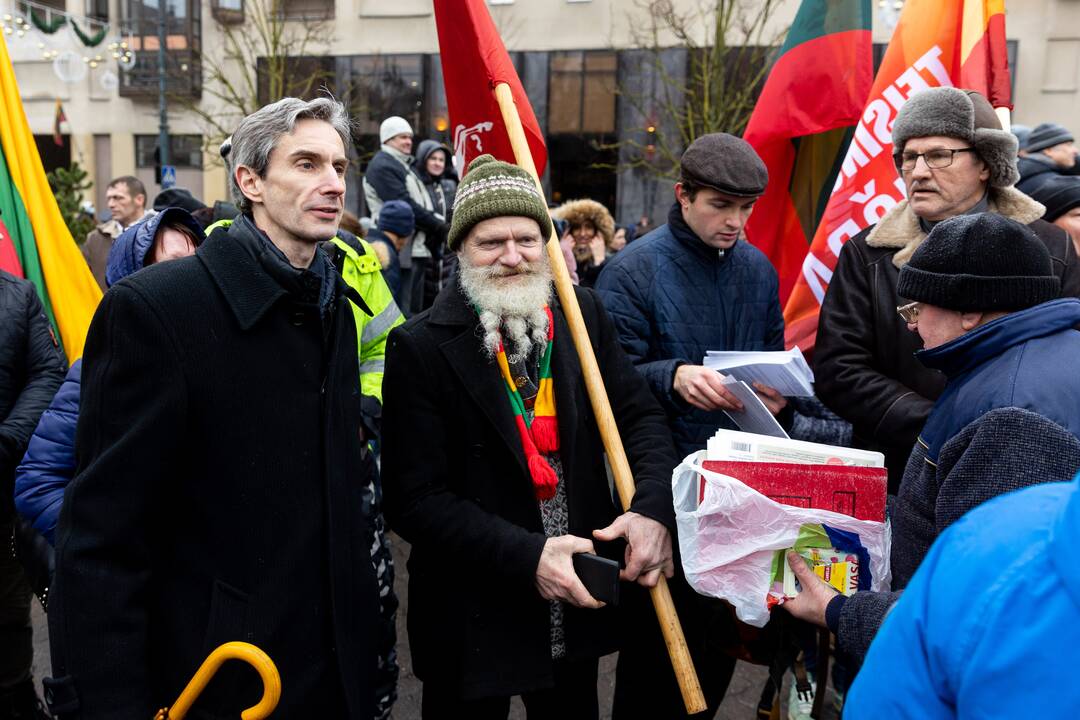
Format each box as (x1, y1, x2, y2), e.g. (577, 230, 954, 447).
(700, 461, 888, 522)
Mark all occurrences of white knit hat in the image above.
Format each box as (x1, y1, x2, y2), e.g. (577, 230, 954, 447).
(379, 116, 413, 144)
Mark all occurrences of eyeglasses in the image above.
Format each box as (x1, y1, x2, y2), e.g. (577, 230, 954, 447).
(893, 147, 976, 172)
(896, 301, 921, 323)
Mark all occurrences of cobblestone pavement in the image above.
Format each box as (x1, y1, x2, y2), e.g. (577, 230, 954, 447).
(29, 533, 835, 718)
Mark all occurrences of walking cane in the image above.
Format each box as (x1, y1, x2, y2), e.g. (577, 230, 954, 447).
(493, 82, 708, 715)
(152, 642, 281, 720)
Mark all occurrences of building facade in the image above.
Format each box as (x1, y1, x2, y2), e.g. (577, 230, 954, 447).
(9, 0, 1080, 227)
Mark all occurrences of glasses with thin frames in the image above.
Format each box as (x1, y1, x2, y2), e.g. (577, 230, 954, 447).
(896, 301, 921, 323)
(894, 147, 976, 172)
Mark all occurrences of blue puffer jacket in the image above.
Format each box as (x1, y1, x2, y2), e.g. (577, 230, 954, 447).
(595, 202, 784, 455)
(15, 208, 203, 545)
(14, 360, 80, 543)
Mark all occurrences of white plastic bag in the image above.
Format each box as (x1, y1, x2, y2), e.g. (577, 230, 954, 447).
(673, 452, 892, 628)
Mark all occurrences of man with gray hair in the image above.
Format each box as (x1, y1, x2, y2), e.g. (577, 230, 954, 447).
(815, 87, 1080, 493)
(47, 97, 384, 719)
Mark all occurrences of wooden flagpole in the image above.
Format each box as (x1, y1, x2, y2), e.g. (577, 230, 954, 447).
(492, 82, 707, 715)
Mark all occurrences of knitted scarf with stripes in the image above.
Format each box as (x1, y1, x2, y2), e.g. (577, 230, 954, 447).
(494, 306, 559, 500)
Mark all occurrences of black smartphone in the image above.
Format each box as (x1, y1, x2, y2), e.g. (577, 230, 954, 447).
(572, 552, 620, 605)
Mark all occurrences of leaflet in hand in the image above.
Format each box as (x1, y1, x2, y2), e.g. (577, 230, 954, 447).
(720, 377, 789, 439)
(782, 547, 860, 598)
(703, 346, 814, 397)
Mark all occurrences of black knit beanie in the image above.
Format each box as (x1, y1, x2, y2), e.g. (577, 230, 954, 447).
(897, 213, 1060, 311)
(1027, 175, 1080, 222)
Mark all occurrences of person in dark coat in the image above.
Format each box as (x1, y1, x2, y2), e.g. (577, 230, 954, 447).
(46, 97, 383, 720)
(14, 208, 204, 548)
(362, 117, 448, 315)
(0, 269, 66, 719)
(1016, 121, 1079, 194)
(1027, 174, 1080, 252)
(382, 155, 678, 719)
(415, 140, 458, 307)
(784, 213, 1080, 665)
(815, 88, 1080, 493)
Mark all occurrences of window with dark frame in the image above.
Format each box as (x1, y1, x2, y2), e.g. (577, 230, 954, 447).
(135, 135, 204, 169)
(118, 0, 201, 98)
(280, 0, 333, 21)
(85, 0, 109, 22)
(342, 54, 426, 168)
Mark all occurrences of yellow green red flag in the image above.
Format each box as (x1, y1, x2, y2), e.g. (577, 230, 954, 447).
(0, 35, 101, 361)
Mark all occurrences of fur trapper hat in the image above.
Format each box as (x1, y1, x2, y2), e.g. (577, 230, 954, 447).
(891, 87, 1019, 188)
(551, 199, 615, 248)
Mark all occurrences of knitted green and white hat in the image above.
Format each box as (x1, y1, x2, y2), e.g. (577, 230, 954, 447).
(448, 154, 553, 250)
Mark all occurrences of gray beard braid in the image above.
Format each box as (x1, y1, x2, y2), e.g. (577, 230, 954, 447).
(458, 254, 553, 358)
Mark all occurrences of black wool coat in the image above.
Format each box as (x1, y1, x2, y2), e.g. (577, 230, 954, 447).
(48, 219, 380, 719)
(381, 281, 678, 701)
(0, 270, 66, 515)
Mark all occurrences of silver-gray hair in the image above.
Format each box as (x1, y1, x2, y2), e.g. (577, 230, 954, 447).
(227, 96, 353, 212)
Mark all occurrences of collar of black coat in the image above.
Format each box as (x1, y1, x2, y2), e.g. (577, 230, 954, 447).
(198, 214, 370, 331)
(865, 186, 1046, 269)
(916, 298, 1080, 378)
(666, 201, 734, 264)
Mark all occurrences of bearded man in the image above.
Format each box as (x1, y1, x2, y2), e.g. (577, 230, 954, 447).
(381, 155, 679, 719)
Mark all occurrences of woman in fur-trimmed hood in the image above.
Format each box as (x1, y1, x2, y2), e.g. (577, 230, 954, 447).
(814, 86, 1080, 493)
(552, 198, 616, 287)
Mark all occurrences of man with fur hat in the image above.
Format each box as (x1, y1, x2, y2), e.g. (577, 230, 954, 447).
(815, 87, 1080, 493)
(381, 154, 679, 719)
(363, 116, 449, 315)
(552, 198, 615, 287)
(784, 213, 1080, 665)
(1017, 122, 1080, 194)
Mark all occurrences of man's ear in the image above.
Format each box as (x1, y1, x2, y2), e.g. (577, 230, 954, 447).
(674, 182, 687, 206)
(235, 165, 262, 206)
(960, 311, 983, 331)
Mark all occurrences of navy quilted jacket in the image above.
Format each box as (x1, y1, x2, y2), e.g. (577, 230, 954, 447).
(15, 360, 80, 543)
(595, 203, 784, 456)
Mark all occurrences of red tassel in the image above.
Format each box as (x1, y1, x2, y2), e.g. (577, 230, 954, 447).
(528, 453, 559, 501)
(530, 416, 560, 455)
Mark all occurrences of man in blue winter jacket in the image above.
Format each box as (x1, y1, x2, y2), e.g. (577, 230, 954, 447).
(597, 133, 789, 718)
(784, 213, 1080, 673)
(595, 133, 788, 460)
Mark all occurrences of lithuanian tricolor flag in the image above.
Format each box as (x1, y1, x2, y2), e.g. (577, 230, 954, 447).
(781, 0, 1012, 354)
(0, 36, 101, 361)
(744, 0, 873, 306)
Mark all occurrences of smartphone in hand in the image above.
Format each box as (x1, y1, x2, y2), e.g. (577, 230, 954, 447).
(572, 552, 620, 606)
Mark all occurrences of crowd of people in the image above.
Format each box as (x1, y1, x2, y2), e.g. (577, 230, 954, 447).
(0, 87, 1078, 720)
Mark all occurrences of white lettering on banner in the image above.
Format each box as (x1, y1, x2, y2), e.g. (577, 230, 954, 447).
(804, 45, 953, 295)
(452, 121, 494, 174)
(803, 252, 835, 305)
(827, 218, 862, 258)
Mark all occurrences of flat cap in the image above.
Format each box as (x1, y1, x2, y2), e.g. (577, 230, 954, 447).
(679, 133, 768, 198)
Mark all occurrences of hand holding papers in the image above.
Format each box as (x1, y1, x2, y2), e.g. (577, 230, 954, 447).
(718, 377, 789, 439)
(703, 347, 814, 397)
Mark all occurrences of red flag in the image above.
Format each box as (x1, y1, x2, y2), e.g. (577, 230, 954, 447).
(433, 0, 546, 176)
(53, 99, 66, 147)
(743, 0, 873, 305)
(0, 214, 23, 276)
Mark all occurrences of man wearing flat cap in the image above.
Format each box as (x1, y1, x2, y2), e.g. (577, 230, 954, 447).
(596, 133, 787, 717)
(815, 87, 1080, 494)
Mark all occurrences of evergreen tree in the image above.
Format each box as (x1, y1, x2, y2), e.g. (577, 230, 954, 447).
(47, 162, 95, 243)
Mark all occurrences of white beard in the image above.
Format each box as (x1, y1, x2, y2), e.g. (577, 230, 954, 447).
(458, 253, 553, 358)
